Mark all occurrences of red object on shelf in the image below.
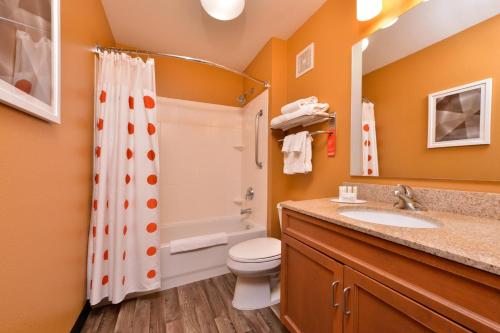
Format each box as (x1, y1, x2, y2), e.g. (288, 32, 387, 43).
(328, 129, 336, 157)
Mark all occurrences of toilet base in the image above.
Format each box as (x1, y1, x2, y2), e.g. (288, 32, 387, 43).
(232, 275, 280, 310)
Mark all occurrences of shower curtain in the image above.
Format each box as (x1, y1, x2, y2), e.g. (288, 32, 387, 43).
(362, 101, 379, 176)
(87, 52, 161, 305)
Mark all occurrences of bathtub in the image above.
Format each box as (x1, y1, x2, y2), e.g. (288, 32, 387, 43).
(159, 216, 266, 290)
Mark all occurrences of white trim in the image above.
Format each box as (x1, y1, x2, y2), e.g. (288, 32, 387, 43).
(350, 41, 364, 176)
(296, 43, 315, 78)
(427, 78, 492, 148)
(0, 0, 60, 123)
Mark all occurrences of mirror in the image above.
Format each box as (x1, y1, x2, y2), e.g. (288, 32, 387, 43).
(350, 0, 500, 181)
(0, 0, 60, 123)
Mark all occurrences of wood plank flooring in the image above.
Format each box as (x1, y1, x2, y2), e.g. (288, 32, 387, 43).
(82, 273, 288, 333)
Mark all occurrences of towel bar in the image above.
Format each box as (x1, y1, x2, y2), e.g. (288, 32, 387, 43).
(277, 130, 330, 142)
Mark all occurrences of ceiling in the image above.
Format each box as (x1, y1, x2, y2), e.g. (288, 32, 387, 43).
(100, 0, 327, 71)
(363, 0, 500, 74)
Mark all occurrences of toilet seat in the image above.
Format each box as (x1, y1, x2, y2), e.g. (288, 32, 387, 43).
(229, 237, 281, 263)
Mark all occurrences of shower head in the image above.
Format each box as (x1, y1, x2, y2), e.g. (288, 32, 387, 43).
(237, 87, 256, 106)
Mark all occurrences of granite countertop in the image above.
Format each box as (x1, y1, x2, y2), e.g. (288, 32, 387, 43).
(281, 198, 500, 275)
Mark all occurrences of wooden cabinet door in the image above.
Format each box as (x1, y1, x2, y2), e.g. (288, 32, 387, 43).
(343, 266, 472, 333)
(281, 234, 344, 333)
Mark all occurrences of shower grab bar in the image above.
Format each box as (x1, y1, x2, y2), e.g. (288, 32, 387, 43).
(255, 110, 263, 169)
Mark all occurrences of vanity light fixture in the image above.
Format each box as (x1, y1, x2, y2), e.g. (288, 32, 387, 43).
(362, 38, 370, 51)
(380, 17, 399, 29)
(357, 0, 383, 21)
(200, 0, 245, 21)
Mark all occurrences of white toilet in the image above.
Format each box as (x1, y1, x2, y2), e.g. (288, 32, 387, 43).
(226, 205, 283, 310)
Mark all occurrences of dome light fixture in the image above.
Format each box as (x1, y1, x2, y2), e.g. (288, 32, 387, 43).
(357, 0, 383, 21)
(200, 0, 246, 21)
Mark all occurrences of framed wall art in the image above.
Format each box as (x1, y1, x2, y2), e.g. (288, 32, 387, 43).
(428, 78, 492, 148)
(0, 0, 60, 123)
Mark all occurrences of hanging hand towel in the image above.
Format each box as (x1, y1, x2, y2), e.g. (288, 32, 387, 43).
(291, 131, 309, 174)
(282, 134, 296, 175)
(281, 96, 318, 114)
(305, 134, 313, 173)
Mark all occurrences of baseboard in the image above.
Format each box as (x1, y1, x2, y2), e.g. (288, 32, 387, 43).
(70, 300, 91, 333)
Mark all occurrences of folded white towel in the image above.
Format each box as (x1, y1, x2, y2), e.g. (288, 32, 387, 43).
(281, 96, 318, 114)
(170, 232, 228, 254)
(292, 131, 308, 173)
(271, 103, 330, 130)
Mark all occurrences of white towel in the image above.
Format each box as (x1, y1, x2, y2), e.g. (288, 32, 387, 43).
(271, 103, 330, 130)
(170, 232, 228, 254)
(281, 96, 318, 114)
(305, 134, 313, 173)
(282, 131, 313, 175)
(282, 134, 296, 175)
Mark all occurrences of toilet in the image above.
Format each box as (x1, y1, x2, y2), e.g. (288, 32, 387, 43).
(226, 205, 283, 310)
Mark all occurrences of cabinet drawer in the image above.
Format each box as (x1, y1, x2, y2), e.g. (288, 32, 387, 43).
(282, 209, 500, 333)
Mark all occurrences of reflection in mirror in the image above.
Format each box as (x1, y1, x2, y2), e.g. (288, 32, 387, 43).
(350, 0, 500, 181)
(0, 0, 60, 123)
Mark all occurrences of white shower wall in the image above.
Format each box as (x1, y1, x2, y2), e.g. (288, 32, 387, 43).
(158, 98, 243, 224)
(157, 93, 268, 229)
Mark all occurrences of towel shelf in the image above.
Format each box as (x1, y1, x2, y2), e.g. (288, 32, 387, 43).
(277, 130, 330, 142)
(271, 112, 335, 131)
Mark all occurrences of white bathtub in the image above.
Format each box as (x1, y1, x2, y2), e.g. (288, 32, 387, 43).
(159, 216, 266, 290)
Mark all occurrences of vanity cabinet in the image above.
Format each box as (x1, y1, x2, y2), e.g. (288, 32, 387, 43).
(280, 209, 500, 333)
(281, 235, 344, 333)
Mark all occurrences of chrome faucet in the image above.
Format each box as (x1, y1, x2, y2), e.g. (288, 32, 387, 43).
(393, 184, 426, 211)
(240, 208, 253, 215)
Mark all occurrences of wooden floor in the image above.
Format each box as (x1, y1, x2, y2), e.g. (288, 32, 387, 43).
(82, 273, 288, 333)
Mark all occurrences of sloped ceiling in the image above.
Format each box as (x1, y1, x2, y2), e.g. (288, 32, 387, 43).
(101, 0, 327, 71)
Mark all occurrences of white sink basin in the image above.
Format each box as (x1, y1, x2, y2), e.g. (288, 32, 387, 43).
(339, 209, 439, 229)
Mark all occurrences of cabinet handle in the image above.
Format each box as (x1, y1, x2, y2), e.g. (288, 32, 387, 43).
(331, 281, 340, 308)
(343, 287, 351, 316)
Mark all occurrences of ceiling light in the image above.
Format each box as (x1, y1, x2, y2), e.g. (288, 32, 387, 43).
(357, 0, 383, 21)
(380, 17, 399, 29)
(362, 38, 370, 51)
(200, 0, 245, 21)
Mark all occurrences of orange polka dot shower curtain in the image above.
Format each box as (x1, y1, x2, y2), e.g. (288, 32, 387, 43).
(362, 102, 379, 176)
(87, 52, 160, 305)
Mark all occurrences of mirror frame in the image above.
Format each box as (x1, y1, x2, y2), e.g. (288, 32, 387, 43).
(0, 0, 61, 123)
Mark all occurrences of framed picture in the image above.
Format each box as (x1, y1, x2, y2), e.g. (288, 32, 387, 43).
(428, 78, 492, 148)
(0, 0, 60, 123)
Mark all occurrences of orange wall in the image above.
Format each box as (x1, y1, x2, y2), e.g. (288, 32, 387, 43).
(260, 0, 500, 235)
(0, 1, 115, 332)
(363, 15, 500, 181)
(154, 57, 243, 107)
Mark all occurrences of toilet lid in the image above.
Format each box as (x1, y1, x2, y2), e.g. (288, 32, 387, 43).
(229, 237, 281, 262)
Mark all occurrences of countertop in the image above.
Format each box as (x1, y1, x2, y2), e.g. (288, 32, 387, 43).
(281, 198, 500, 275)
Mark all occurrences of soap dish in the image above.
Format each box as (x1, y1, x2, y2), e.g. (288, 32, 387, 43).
(331, 198, 367, 204)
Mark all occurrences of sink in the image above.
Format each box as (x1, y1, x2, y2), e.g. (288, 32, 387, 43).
(338, 209, 439, 229)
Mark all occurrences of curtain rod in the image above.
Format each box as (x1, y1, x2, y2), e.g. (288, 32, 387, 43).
(94, 45, 270, 88)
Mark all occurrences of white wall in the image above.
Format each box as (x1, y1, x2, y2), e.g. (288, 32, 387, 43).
(158, 98, 243, 224)
(157, 92, 269, 230)
(241, 90, 269, 228)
